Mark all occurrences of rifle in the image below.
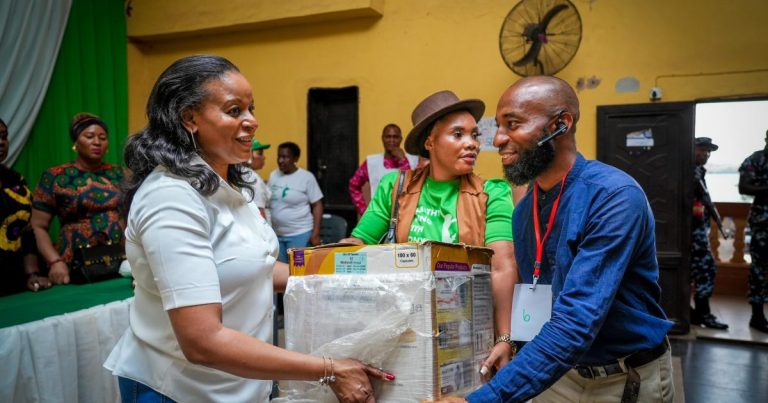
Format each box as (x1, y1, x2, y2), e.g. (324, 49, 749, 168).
(695, 166, 728, 239)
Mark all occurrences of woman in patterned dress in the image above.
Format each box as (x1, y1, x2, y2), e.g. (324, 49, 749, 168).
(0, 117, 51, 294)
(30, 113, 125, 285)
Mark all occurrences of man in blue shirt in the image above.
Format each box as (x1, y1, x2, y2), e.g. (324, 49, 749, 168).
(436, 76, 674, 402)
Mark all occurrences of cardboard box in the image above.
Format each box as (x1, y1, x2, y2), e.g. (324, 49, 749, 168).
(281, 242, 494, 402)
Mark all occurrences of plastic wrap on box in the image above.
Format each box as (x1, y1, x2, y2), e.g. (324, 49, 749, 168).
(277, 269, 492, 402)
(470, 274, 494, 388)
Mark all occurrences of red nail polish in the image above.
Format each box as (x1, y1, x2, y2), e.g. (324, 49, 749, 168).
(386, 373, 395, 381)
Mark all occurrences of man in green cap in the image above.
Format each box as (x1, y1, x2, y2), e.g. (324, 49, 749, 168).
(250, 139, 272, 222)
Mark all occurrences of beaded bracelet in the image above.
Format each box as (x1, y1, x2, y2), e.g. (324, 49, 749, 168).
(46, 257, 64, 268)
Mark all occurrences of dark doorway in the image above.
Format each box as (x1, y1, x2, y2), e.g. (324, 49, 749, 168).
(597, 102, 695, 334)
(307, 87, 359, 235)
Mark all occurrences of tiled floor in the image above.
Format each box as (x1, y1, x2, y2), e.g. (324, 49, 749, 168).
(671, 337, 768, 403)
(673, 296, 768, 403)
(694, 295, 768, 344)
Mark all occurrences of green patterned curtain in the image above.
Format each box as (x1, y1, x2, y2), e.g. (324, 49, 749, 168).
(12, 0, 127, 240)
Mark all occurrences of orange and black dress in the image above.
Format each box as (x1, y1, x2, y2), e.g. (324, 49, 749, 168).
(0, 164, 36, 295)
(32, 162, 125, 263)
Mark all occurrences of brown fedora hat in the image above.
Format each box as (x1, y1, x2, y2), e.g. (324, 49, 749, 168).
(404, 90, 485, 157)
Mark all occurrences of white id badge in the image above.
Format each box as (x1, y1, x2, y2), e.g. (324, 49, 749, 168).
(510, 283, 553, 341)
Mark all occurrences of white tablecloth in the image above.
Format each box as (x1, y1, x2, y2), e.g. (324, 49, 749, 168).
(0, 298, 132, 403)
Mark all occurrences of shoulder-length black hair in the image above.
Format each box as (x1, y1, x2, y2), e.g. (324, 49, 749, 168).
(122, 54, 254, 213)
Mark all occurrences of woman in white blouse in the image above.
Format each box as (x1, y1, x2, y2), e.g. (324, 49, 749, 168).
(105, 55, 392, 403)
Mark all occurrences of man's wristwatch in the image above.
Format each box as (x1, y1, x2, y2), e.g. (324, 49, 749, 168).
(495, 333, 517, 356)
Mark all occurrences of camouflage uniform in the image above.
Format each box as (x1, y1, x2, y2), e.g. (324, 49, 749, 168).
(740, 150, 768, 304)
(691, 166, 717, 299)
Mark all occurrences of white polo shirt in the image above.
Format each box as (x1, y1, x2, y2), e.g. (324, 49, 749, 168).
(105, 162, 278, 402)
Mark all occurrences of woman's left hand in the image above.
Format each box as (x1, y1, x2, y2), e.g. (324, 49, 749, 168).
(309, 233, 322, 246)
(338, 237, 363, 245)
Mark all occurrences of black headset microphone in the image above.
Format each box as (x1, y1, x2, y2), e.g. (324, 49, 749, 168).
(537, 120, 569, 147)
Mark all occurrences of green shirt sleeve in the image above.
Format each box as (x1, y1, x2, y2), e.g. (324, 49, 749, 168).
(351, 171, 398, 244)
(484, 178, 514, 243)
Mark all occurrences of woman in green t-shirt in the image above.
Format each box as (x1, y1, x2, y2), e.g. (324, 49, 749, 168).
(342, 90, 519, 375)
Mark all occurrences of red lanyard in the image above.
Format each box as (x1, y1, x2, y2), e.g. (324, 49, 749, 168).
(531, 170, 570, 288)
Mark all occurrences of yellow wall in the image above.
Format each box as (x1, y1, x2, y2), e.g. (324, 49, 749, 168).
(126, 0, 768, 180)
(126, 0, 383, 40)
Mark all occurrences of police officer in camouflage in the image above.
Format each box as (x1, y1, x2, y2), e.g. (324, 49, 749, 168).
(690, 137, 729, 329)
(738, 130, 768, 334)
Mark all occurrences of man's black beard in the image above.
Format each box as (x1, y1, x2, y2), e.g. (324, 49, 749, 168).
(503, 137, 555, 186)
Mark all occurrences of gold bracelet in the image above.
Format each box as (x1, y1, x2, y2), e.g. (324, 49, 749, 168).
(495, 334, 517, 356)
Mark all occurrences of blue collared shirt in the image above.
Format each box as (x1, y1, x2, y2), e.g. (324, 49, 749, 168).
(468, 154, 672, 403)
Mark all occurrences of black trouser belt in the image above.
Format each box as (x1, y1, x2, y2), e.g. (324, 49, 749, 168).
(574, 338, 669, 403)
(575, 338, 669, 378)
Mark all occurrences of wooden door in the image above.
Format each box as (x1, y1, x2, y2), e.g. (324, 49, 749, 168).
(307, 87, 359, 234)
(597, 102, 695, 334)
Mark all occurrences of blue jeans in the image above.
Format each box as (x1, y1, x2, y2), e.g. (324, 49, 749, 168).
(118, 377, 176, 403)
(277, 230, 312, 263)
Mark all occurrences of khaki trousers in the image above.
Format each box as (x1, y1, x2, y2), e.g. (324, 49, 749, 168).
(532, 349, 674, 403)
